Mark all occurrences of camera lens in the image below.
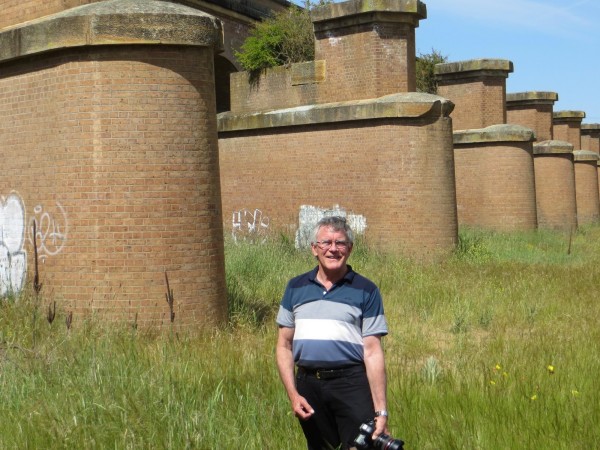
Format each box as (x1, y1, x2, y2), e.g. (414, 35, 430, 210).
(375, 434, 404, 450)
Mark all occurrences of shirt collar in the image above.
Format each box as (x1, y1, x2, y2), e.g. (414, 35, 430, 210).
(308, 265, 356, 285)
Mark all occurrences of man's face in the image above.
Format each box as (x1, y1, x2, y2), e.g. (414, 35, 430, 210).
(311, 226, 353, 274)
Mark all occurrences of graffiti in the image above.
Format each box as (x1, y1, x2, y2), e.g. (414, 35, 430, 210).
(0, 193, 27, 296)
(232, 209, 270, 243)
(295, 204, 367, 249)
(28, 202, 68, 263)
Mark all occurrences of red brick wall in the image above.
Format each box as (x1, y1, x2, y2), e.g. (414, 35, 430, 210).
(218, 116, 458, 258)
(581, 134, 600, 153)
(229, 64, 321, 113)
(453, 142, 537, 230)
(229, 19, 419, 114)
(553, 122, 581, 149)
(315, 21, 416, 101)
(437, 77, 506, 130)
(574, 160, 600, 225)
(533, 155, 577, 230)
(0, 0, 101, 29)
(507, 104, 553, 142)
(229, 13, 420, 114)
(0, 45, 226, 328)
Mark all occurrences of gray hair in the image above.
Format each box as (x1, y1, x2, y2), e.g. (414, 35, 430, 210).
(311, 216, 354, 244)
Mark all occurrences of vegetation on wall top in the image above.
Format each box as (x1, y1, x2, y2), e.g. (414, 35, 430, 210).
(234, 1, 448, 93)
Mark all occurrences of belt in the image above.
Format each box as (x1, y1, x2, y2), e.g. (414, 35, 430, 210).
(297, 365, 364, 380)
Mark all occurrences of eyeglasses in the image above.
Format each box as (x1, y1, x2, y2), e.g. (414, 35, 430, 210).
(314, 240, 350, 250)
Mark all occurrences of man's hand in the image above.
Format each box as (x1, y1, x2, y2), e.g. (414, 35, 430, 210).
(276, 327, 315, 421)
(372, 415, 389, 440)
(291, 393, 314, 420)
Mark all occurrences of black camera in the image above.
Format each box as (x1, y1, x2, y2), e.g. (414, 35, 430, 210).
(353, 420, 404, 450)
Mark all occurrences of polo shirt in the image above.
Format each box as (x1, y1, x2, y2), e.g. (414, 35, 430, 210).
(276, 265, 388, 369)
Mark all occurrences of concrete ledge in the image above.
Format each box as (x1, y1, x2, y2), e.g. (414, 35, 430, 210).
(218, 92, 454, 132)
(435, 59, 513, 80)
(0, 0, 223, 64)
(533, 140, 574, 155)
(311, 0, 426, 30)
(553, 110, 586, 121)
(581, 123, 600, 133)
(506, 91, 558, 106)
(573, 150, 600, 162)
(453, 124, 535, 145)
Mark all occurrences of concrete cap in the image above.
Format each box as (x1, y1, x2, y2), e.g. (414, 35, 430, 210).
(435, 59, 513, 79)
(581, 123, 600, 133)
(218, 92, 453, 132)
(311, 0, 427, 29)
(553, 111, 586, 121)
(506, 91, 559, 105)
(573, 150, 600, 162)
(453, 124, 535, 144)
(533, 140, 574, 155)
(0, 0, 223, 63)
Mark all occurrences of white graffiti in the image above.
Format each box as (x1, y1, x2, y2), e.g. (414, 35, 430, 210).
(0, 193, 27, 297)
(232, 209, 270, 243)
(28, 202, 68, 262)
(295, 204, 367, 249)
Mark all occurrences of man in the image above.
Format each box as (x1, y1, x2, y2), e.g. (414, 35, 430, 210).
(276, 216, 389, 449)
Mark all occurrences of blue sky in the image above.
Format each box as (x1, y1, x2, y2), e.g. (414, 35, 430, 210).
(416, 0, 600, 123)
(294, 0, 600, 123)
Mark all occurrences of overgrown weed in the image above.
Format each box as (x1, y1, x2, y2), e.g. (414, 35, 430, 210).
(0, 225, 599, 448)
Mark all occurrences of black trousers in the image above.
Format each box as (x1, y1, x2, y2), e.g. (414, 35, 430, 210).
(296, 365, 375, 450)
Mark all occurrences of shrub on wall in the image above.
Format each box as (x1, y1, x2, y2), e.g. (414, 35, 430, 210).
(234, 2, 325, 74)
(235, 1, 448, 92)
(416, 48, 448, 94)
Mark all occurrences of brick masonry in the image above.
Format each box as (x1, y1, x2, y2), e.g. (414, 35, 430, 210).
(0, 0, 101, 29)
(573, 152, 600, 225)
(219, 0, 460, 259)
(553, 111, 585, 150)
(506, 92, 558, 142)
(0, 1, 227, 328)
(219, 105, 458, 258)
(435, 59, 513, 130)
(580, 124, 600, 153)
(532, 141, 577, 231)
(230, 0, 426, 114)
(452, 126, 537, 231)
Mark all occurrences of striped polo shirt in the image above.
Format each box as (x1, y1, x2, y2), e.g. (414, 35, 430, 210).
(276, 266, 388, 369)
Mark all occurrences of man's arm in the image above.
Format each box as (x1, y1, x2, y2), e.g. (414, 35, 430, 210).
(363, 334, 388, 438)
(276, 326, 314, 420)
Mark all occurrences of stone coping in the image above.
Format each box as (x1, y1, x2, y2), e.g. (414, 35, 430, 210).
(573, 150, 600, 162)
(533, 140, 574, 155)
(218, 92, 454, 132)
(184, 0, 291, 21)
(453, 124, 535, 145)
(435, 59, 513, 80)
(0, 0, 223, 64)
(506, 91, 558, 105)
(311, 0, 426, 30)
(553, 111, 586, 121)
(581, 123, 600, 133)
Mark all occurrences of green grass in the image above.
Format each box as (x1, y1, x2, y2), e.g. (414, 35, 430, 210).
(1, 226, 600, 449)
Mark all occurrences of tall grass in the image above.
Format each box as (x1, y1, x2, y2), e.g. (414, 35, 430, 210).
(1, 226, 599, 449)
